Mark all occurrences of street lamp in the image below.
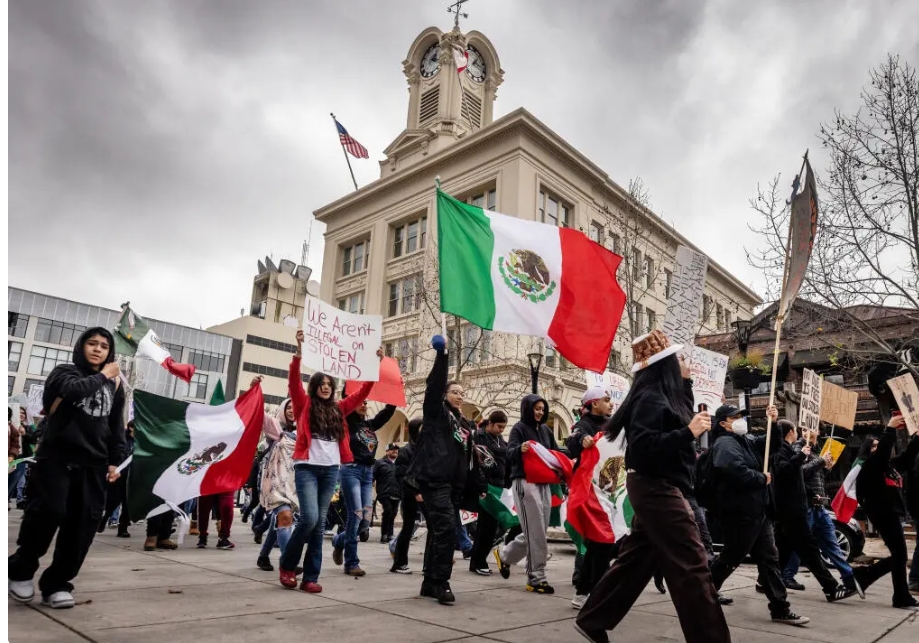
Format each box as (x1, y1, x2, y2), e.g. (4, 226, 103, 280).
(527, 351, 543, 394)
(731, 319, 752, 358)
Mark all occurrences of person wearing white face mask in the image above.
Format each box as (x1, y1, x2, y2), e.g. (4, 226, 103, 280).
(707, 404, 811, 628)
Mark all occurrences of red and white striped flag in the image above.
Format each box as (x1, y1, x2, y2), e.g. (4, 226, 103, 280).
(334, 118, 369, 159)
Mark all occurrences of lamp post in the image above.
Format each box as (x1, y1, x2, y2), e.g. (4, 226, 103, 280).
(527, 351, 543, 395)
(731, 318, 754, 413)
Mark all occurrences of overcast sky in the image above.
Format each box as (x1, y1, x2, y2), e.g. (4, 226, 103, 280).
(9, 0, 919, 329)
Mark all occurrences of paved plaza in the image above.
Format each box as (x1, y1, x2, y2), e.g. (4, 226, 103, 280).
(7, 512, 917, 642)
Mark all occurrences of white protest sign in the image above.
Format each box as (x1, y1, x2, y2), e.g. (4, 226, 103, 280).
(302, 296, 382, 381)
(689, 346, 729, 411)
(799, 368, 822, 433)
(585, 370, 631, 412)
(887, 373, 919, 436)
(460, 510, 478, 525)
(26, 385, 45, 419)
(662, 245, 709, 358)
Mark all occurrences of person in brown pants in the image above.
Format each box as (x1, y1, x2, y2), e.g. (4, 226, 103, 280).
(196, 492, 235, 549)
(575, 331, 729, 643)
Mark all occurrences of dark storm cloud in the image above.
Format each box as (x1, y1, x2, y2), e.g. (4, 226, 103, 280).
(9, 0, 919, 328)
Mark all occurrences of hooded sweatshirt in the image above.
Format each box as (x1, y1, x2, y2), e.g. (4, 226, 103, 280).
(36, 327, 126, 468)
(506, 394, 559, 481)
(346, 401, 397, 467)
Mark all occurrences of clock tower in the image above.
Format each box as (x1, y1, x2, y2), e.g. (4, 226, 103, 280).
(381, 25, 503, 175)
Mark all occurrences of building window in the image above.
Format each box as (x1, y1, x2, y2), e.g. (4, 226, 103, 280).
(24, 378, 44, 393)
(716, 303, 724, 330)
(468, 189, 497, 211)
(702, 296, 712, 323)
(243, 361, 310, 382)
(189, 373, 208, 400)
(387, 275, 422, 317)
(643, 256, 654, 288)
(188, 349, 226, 373)
(607, 350, 621, 370)
(341, 240, 369, 277)
(8, 313, 30, 338)
(9, 341, 23, 372)
(589, 222, 603, 243)
(631, 302, 644, 334)
(664, 269, 673, 299)
(163, 342, 184, 363)
(34, 318, 86, 346)
(245, 334, 299, 354)
(538, 189, 570, 228)
(631, 248, 642, 282)
(646, 308, 657, 333)
(385, 337, 419, 374)
(609, 233, 622, 255)
(393, 216, 427, 258)
(724, 309, 732, 330)
(27, 346, 71, 376)
(338, 292, 366, 315)
(545, 347, 558, 369)
(8, 376, 14, 396)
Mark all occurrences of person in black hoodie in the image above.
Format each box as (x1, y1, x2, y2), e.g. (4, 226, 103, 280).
(575, 331, 726, 643)
(391, 418, 424, 574)
(373, 443, 401, 543)
(468, 410, 509, 575)
(494, 392, 559, 594)
(331, 391, 396, 576)
(853, 414, 919, 609)
(406, 335, 484, 604)
(770, 420, 858, 602)
(8, 327, 126, 609)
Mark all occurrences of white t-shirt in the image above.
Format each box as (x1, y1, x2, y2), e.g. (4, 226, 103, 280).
(293, 436, 340, 467)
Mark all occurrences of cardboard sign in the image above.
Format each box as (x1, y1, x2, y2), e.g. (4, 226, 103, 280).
(302, 296, 382, 381)
(799, 369, 822, 433)
(460, 510, 478, 525)
(820, 437, 845, 466)
(584, 371, 631, 412)
(689, 346, 729, 411)
(819, 380, 858, 430)
(347, 356, 407, 407)
(887, 373, 919, 436)
(662, 245, 709, 357)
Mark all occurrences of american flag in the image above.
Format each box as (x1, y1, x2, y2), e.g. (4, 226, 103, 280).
(335, 119, 369, 159)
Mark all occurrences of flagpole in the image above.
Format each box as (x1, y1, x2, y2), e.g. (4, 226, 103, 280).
(330, 113, 359, 192)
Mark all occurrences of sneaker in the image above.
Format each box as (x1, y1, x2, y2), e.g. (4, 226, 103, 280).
(908, 581, 919, 595)
(345, 566, 366, 577)
(359, 528, 370, 543)
(573, 623, 609, 643)
(253, 531, 262, 545)
(279, 569, 298, 588)
(96, 520, 106, 534)
(390, 565, 412, 574)
(144, 536, 158, 551)
(333, 545, 344, 566)
(825, 585, 858, 602)
(893, 596, 919, 610)
(772, 611, 810, 627)
(41, 591, 75, 609)
(257, 556, 274, 572)
(433, 582, 455, 605)
(572, 593, 589, 609)
(526, 581, 555, 594)
(116, 531, 131, 538)
(784, 578, 806, 591)
(654, 576, 667, 594)
(216, 538, 235, 550)
(389, 539, 398, 558)
(420, 580, 435, 597)
(9, 579, 34, 603)
(493, 548, 510, 580)
(300, 580, 323, 593)
(196, 536, 207, 549)
(156, 540, 178, 550)
(471, 567, 492, 576)
(717, 592, 734, 606)
(462, 549, 472, 560)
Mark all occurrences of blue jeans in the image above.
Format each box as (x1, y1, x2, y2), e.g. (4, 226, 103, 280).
(259, 505, 294, 558)
(783, 506, 853, 582)
(332, 463, 373, 570)
(8, 462, 27, 501)
(455, 511, 473, 553)
(279, 464, 339, 582)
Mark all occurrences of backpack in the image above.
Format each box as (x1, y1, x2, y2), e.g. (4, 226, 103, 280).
(693, 448, 716, 509)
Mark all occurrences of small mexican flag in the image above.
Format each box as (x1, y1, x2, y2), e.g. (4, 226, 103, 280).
(831, 457, 864, 524)
(115, 305, 196, 383)
(128, 386, 264, 519)
(479, 485, 519, 531)
(437, 190, 626, 373)
(566, 432, 633, 545)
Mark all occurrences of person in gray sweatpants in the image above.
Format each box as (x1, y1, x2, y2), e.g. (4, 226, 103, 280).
(494, 394, 558, 594)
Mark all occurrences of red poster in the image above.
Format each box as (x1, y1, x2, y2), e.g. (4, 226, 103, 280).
(347, 356, 406, 407)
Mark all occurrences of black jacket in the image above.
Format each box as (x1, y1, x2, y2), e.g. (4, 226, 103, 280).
(801, 449, 830, 505)
(710, 430, 771, 518)
(566, 413, 608, 467)
(904, 434, 919, 522)
(406, 350, 478, 491)
(347, 404, 397, 466)
(395, 442, 416, 493)
(621, 380, 697, 493)
(373, 456, 400, 499)
(474, 428, 509, 488)
(507, 394, 559, 481)
(857, 427, 917, 518)
(36, 327, 126, 468)
(771, 439, 809, 520)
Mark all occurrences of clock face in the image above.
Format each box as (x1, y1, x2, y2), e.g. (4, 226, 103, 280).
(421, 44, 441, 78)
(465, 45, 486, 83)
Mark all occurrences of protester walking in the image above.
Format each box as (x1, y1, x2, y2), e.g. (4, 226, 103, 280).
(391, 419, 424, 574)
(256, 398, 299, 572)
(374, 443, 402, 543)
(468, 410, 509, 575)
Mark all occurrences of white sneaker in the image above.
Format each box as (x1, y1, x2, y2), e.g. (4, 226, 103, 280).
(572, 593, 589, 609)
(9, 579, 34, 603)
(41, 591, 75, 609)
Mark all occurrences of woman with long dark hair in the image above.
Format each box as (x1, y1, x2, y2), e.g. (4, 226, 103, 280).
(277, 330, 380, 592)
(575, 331, 729, 643)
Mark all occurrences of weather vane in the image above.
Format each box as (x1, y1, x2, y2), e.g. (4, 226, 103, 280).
(447, 0, 469, 29)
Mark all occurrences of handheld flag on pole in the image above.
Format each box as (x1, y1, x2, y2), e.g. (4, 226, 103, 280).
(114, 304, 196, 383)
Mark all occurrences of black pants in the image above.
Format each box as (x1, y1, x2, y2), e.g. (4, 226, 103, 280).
(146, 511, 174, 540)
(419, 481, 457, 585)
(102, 471, 131, 534)
(576, 540, 618, 595)
(470, 503, 500, 570)
(710, 514, 789, 616)
(775, 514, 839, 593)
(393, 488, 425, 568)
(8, 459, 107, 596)
(855, 510, 911, 604)
(577, 474, 729, 643)
(379, 496, 400, 539)
(687, 495, 714, 559)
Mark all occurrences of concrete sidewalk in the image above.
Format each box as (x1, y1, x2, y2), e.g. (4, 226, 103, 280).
(7, 512, 917, 642)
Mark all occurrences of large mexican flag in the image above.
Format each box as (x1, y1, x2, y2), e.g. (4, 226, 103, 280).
(436, 190, 626, 373)
(566, 432, 633, 545)
(128, 386, 264, 519)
